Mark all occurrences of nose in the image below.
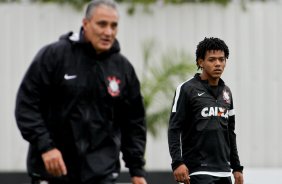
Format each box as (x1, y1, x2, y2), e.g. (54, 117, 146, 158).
(104, 26, 113, 35)
(215, 58, 224, 66)
(215, 59, 221, 66)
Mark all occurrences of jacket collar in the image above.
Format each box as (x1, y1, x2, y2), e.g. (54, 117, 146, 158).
(194, 73, 225, 86)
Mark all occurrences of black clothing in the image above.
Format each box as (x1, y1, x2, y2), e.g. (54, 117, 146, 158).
(168, 73, 243, 174)
(15, 30, 146, 183)
(190, 175, 232, 184)
(31, 173, 117, 184)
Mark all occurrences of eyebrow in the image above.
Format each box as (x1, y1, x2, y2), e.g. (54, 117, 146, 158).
(208, 56, 225, 58)
(96, 20, 118, 25)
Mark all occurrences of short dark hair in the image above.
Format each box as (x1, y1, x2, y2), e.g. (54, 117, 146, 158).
(85, 0, 118, 20)
(195, 37, 229, 70)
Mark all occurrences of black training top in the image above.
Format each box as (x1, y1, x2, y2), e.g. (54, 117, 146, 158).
(168, 73, 243, 174)
(15, 29, 146, 182)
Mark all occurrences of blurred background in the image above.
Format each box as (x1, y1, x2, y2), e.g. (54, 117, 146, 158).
(0, 0, 282, 183)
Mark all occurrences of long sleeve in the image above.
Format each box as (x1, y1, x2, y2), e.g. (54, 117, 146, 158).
(15, 46, 55, 153)
(120, 66, 146, 177)
(168, 84, 189, 170)
(228, 99, 244, 172)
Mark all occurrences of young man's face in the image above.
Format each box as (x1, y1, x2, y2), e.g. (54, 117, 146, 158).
(83, 5, 119, 54)
(198, 50, 226, 81)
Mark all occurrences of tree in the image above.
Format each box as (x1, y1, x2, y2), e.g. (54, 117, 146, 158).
(0, 0, 231, 11)
(140, 39, 196, 136)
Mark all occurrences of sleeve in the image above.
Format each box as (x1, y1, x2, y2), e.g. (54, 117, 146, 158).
(168, 84, 189, 171)
(120, 65, 147, 177)
(15, 46, 56, 153)
(228, 97, 244, 172)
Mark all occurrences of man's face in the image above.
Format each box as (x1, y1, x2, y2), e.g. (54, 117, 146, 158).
(198, 50, 226, 80)
(83, 5, 118, 53)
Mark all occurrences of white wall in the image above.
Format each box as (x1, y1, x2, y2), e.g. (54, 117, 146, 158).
(0, 2, 282, 171)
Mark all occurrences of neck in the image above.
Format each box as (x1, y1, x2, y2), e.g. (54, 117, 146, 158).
(199, 74, 219, 86)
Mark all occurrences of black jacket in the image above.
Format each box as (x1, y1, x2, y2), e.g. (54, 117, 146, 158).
(15, 30, 146, 182)
(168, 73, 243, 174)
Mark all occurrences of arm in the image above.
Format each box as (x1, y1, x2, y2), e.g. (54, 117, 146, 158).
(41, 148, 67, 177)
(173, 164, 190, 184)
(120, 66, 147, 183)
(168, 84, 190, 183)
(15, 46, 67, 176)
(233, 171, 244, 184)
(131, 176, 147, 184)
(15, 46, 55, 153)
(168, 84, 188, 170)
(228, 99, 244, 182)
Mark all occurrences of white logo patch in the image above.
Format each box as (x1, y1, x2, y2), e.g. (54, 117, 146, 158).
(107, 76, 121, 97)
(201, 107, 229, 119)
(64, 74, 77, 80)
(198, 92, 205, 96)
(223, 90, 230, 104)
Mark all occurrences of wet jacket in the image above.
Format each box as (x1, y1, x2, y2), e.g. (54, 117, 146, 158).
(15, 30, 146, 183)
(168, 73, 243, 174)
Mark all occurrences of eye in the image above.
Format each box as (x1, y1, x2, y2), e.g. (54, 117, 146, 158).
(111, 22, 118, 30)
(219, 58, 226, 62)
(208, 58, 216, 62)
(97, 21, 107, 27)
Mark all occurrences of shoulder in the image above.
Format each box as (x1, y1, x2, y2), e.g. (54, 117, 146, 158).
(112, 52, 131, 64)
(224, 84, 231, 91)
(32, 33, 75, 69)
(36, 38, 70, 58)
(219, 78, 232, 92)
(44, 32, 78, 54)
(222, 83, 233, 95)
(223, 85, 233, 101)
(108, 40, 132, 67)
(176, 76, 198, 93)
(109, 52, 136, 73)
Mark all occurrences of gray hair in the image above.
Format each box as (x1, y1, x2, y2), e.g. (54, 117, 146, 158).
(85, 0, 118, 19)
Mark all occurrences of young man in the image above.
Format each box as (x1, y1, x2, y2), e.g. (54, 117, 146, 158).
(168, 37, 244, 184)
(15, 1, 147, 184)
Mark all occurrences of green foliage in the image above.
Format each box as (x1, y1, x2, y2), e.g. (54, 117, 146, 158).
(0, 0, 231, 11)
(121, 0, 230, 15)
(140, 39, 196, 136)
(30, 0, 89, 9)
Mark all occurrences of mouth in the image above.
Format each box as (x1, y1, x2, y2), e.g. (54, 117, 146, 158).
(214, 69, 222, 74)
(101, 38, 112, 45)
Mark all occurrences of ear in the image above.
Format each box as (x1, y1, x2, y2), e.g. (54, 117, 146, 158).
(82, 18, 88, 30)
(198, 59, 204, 68)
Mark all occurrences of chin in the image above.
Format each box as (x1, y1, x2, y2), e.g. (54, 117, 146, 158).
(97, 47, 110, 53)
(101, 44, 112, 50)
(212, 74, 222, 79)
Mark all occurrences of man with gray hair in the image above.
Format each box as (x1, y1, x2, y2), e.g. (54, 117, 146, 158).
(15, 1, 147, 184)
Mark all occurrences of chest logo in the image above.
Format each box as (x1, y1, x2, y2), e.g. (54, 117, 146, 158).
(64, 74, 77, 80)
(201, 107, 229, 119)
(107, 76, 121, 97)
(223, 90, 231, 104)
(198, 92, 205, 96)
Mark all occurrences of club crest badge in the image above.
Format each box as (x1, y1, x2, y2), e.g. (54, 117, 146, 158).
(223, 90, 230, 104)
(107, 76, 121, 97)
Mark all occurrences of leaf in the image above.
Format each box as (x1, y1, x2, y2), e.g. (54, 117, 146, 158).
(140, 39, 196, 137)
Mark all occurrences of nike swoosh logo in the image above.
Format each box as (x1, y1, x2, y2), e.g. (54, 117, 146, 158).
(64, 74, 77, 80)
(198, 92, 205, 96)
